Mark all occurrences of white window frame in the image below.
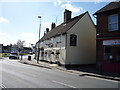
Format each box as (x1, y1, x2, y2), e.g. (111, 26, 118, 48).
(108, 14, 118, 31)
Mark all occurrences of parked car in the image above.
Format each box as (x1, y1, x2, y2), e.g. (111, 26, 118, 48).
(9, 52, 19, 59)
(29, 52, 33, 55)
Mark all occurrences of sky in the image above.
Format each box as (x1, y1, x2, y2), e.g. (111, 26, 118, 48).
(0, 0, 116, 47)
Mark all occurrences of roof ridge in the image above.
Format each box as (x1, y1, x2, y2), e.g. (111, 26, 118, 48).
(94, 2, 120, 15)
(39, 11, 87, 42)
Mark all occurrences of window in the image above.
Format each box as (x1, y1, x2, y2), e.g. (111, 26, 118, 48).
(70, 34, 77, 46)
(108, 14, 118, 31)
(104, 47, 112, 61)
(104, 47, 120, 62)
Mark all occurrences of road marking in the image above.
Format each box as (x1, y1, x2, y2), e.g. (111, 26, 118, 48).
(52, 80, 77, 88)
(0, 84, 7, 90)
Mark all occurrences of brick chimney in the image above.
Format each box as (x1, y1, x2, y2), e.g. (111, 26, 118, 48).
(64, 9, 72, 23)
(46, 28, 49, 33)
(51, 22, 56, 30)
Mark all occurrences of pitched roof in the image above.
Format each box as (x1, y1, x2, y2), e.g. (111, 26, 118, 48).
(94, 1, 120, 15)
(39, 11, 88, 42)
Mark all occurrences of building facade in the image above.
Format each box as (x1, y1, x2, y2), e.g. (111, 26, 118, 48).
(3, 45, 12, 53)
(36, 9, 96, 66)
(94, 1, 120, 72)
(0, 44, 3, 53)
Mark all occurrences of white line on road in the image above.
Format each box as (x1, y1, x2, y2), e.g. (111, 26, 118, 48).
(52, 80, 77, 88)
(0, 84, 7, 90)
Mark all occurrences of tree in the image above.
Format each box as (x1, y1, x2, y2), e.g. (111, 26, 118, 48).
(16, 40, 25, 53)
(16, 40, 25, 60)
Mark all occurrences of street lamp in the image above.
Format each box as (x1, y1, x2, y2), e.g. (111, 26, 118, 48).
(37, 16, 41, 63)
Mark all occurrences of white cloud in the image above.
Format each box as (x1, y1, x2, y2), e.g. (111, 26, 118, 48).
(53, 0, 83, 13)
(0, 17, 9, 23)
(20, 33, 36, 37)
(0, 31, 10, 45)
(94, 0, 105, 3)
(54, 0, 62, 6)
(61, 3, 83, 13)
(0, 31, 38, 46)
(20, 33, 38, 47)
(43, 22, 51, 30)
(0, 31, 7, 36)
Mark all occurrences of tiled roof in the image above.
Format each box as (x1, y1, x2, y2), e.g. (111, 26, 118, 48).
(94, 1, 120, 15)
(39, 11, 88, 42)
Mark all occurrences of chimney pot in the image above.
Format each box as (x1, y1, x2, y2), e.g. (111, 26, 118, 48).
(51, 22, 56, 30)
(46, 28, 49, 33)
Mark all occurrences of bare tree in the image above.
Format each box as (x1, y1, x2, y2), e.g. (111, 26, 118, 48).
(16, 40, 25, 60)
(16, 40, 25, 53)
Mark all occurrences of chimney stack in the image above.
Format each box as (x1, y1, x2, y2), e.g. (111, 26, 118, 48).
(51, 22, 56, 30)
(46, 28, 49, 33)
(64, 9, 72, 23)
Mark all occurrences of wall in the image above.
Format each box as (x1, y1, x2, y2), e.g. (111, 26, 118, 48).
(97, 9, 120, 38)
(0, 44, 3, 53)
(66, 13, 96, 65)
(39, 34, 66, 64)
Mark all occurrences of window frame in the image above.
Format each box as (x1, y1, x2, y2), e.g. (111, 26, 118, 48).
(70, 34, 77, 46)
(108, 14, 118, 31)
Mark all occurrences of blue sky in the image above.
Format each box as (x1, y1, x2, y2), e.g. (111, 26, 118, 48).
(0, 0, 111, 47)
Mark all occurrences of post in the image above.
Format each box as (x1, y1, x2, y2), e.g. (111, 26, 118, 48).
(37, 16, 41, 63)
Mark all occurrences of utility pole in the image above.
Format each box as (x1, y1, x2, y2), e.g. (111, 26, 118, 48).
(37, 16, 41, 63)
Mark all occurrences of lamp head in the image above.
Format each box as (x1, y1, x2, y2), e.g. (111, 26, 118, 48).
(38, 16, 41, 18)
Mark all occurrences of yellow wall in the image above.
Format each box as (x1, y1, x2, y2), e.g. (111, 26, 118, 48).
(39, 35, 66, 64)
(66, 12, 96, 65)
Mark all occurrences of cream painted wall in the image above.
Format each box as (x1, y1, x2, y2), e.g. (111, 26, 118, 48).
(66, 12, 96, 65)
(38, 34, 66, 64)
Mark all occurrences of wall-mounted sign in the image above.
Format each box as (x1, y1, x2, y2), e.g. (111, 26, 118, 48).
(103, 39, 120, 45)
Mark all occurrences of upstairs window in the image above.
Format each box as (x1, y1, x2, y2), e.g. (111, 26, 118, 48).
(70, 34, 77, 46)
(108, 14, 118, 31)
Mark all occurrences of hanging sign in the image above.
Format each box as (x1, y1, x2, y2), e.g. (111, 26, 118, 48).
(103, 39, 120, 45)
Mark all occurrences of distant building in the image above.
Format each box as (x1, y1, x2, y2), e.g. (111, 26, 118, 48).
(94, 1, 120, 72)
(36, 9, 96, 66)
(11, 45, 19, 53)
(0, 44, 3, 53)
(3, 45, 12, 53)
(22, 47, 32, 54)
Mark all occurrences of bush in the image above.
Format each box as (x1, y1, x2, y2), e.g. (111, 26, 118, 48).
(2, 53, 10, 57)
(19, 53, 28, 56)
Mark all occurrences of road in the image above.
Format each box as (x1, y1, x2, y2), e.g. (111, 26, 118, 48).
(0, 57, 119, 89)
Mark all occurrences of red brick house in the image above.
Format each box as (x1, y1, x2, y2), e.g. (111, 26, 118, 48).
(94, 1, 120, 72)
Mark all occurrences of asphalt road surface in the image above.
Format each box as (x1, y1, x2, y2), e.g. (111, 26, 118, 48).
(0, 57, 119, 89)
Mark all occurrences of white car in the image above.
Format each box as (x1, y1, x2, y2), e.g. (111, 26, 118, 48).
(9, 53, 19, 59)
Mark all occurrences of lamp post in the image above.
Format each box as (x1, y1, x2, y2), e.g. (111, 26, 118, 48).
(37, 16, 41, 63)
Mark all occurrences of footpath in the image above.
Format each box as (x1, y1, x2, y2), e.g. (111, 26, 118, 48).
(19, 55, 120, 82)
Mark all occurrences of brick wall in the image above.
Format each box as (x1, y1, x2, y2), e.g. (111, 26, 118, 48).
(97, 8, 120, 38)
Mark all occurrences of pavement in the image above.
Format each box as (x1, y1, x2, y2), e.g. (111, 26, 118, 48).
(19, 55, 120, 82)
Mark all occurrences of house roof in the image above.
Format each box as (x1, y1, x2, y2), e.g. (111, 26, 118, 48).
(94, 1, 120, 15)
(39, 11, 88, 42)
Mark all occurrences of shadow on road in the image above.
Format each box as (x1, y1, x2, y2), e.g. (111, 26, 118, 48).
(65, 64, 120, 78)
